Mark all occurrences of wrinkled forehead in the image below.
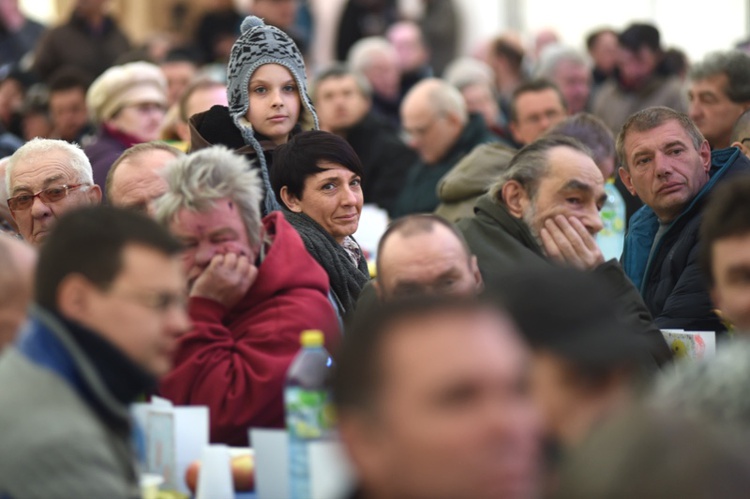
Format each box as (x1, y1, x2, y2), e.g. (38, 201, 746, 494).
(544, 146, 605, 186)
(9, 150, 80, 191)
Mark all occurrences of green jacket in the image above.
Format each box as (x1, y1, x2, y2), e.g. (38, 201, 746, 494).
(435, 142, 516, 222)
(391, 114, 497, 217)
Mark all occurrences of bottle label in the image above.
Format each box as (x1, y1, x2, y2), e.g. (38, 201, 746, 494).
(285, 387, 334, 439)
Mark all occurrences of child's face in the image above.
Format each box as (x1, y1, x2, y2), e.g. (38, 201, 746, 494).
(246, 63, 301, 145)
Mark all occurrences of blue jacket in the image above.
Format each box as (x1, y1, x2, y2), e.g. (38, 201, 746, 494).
(622, 147, 750, 332)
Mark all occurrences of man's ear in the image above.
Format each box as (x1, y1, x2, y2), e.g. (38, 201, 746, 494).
(618, 166, 637, 196)
(699, 140, 711, 173)
(731, 140, 750, 158)
(470, 255, 483, 291)
(338, 412, 388, 492)
(88, 184, 103, 205)
(56, 274, 94, 322)
(279, 186, 302, 213)
(501, 180, 530, 218)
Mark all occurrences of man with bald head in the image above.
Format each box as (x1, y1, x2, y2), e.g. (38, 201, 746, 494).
(106, 142, 183, 216)
(6, 138, 102, 246)
(392, 78, 496, 217)
(375, 214, 483, 300)
(0, 234, 35, 350)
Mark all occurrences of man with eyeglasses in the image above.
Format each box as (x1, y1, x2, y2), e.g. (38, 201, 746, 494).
(0, 206, 190, 498)
(6, 138, 102, 246)
(391, 78, 496, 217)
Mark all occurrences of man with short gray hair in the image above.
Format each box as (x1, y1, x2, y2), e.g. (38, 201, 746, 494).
(535, 45, 592, 115)
(688, 50, 750, 149)
(6, 138, 102, 246)
(392, 78, 496, 217)
(618, 106, 750, 333)
(154, 145, 339, 446)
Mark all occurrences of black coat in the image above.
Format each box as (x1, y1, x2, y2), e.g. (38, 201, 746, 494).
(344, 111, 417, 213)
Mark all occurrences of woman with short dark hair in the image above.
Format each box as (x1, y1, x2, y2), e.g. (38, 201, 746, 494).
(272, 130, 370, 318)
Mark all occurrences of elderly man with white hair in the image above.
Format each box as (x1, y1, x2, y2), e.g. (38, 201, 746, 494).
(6, 138, 101, 246)
(535, 45, 593, 115)
(391, 78, 497, 217)
(154, 145, 339, 446)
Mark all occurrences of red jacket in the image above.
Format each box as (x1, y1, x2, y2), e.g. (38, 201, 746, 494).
(159, 212, 339, 446)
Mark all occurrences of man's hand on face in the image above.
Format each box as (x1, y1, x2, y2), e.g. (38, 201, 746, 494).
(189, 253, 258, 310)
(540, 215, 605, 271)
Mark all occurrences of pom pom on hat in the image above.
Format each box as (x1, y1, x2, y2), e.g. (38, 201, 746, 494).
(240, 16, 265, 33)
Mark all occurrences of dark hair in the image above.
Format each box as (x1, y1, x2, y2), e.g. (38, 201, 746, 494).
(376, 214, 472, 276)
(312, 64, 372, 99)
(47, 67, 92, 94)
(689, 50, 750, 104)
(490, 37, 525, 73)
(35, 206, 183, 310)
(586, 28, 617, 52)
(509, 79, 566, 123)
(271, 130, 364, 205)
(105, 141, 183, 201)
(618, 23, 661, 53)
(700, 176, 750, 285)
(616, 106, 704, 170)
(333, 295, 504, 414)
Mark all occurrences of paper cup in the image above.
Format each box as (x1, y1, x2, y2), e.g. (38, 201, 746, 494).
(196, 444, 233, 499)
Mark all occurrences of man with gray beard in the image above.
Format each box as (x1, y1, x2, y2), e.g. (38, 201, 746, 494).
(458, 135, 670, 364)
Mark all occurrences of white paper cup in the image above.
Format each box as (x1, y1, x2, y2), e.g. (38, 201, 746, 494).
(196, 444, 233, 499)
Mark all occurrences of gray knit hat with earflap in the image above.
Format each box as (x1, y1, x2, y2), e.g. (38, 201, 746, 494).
(227, 16, 319, 215)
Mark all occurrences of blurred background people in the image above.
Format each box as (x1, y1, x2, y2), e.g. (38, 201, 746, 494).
(33, 0, 130, 83)
(347, 36, 402, 128)
(592, 23, 687, 133)
(84, 61, 168, 196)
(535, 45, 592, 115)
(105, 141, 183, 216)
(393, 77, 496, 217)
(47, 68, 93, 144)
(586, 28, 618, 86)
(688, 50, 750, 150)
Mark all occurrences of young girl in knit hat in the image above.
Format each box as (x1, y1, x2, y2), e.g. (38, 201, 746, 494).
(189, 16, 318, 215)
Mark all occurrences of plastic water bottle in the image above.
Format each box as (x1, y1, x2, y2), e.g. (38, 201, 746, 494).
(285, 330, 334, 499)
(597, 178, 626, 261)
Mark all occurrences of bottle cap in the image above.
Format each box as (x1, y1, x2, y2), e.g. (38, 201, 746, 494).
(300, 329, 324, 347)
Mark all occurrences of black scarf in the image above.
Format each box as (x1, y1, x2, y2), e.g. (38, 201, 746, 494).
(283, 211, 370, 316)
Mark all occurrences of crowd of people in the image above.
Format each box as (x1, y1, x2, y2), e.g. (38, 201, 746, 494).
(2, 0, 750, 497)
